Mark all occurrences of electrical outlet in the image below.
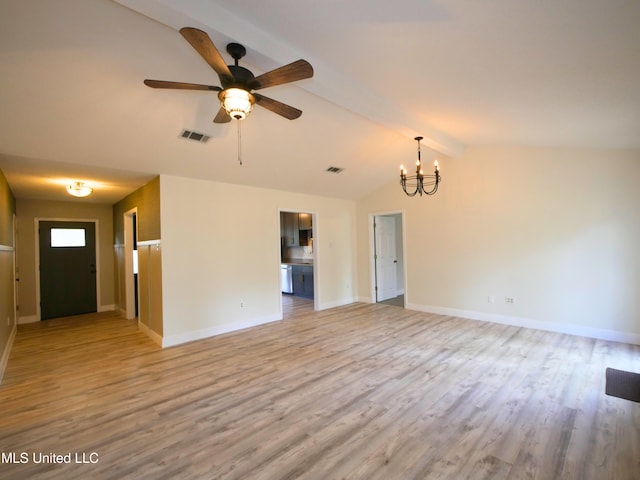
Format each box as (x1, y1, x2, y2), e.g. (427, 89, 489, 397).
(505, 297, 515, 304)
(240, 302, 244, 309)
(488, 296, 495, 304)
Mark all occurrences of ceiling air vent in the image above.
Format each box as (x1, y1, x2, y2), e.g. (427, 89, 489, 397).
(180, 129, 210, 143)
(326, 166, 344, 173)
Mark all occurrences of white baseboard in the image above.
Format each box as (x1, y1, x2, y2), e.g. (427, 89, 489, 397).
(405, 302, 640, 346)
(0, 323, 17, 383)
(161, 313, 283, 348)
(317, 296, 357, 311)
(18, 315, 38, 324)
(98, 304, 116, 312)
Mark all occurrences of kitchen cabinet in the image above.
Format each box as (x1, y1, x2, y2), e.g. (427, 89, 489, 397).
(298, 213, 312, 247)
(280, 212, 299, 247)
(281, 212, 313, 247)
(292, 265, 314, 299)
(298, 213, 312, 230)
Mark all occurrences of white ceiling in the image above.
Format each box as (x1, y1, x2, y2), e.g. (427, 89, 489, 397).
(1, 0, 638, 203)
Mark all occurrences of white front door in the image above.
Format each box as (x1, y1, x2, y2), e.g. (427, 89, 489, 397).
(375, 216, 397, 301)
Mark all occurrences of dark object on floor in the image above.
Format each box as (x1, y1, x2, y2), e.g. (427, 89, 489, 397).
(605, 367, 640, 403)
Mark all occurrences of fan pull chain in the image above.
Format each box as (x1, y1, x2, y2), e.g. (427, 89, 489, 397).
(237, 119, 243, 165)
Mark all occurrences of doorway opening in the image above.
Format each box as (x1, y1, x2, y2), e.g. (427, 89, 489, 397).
(371, 212, 405, 307)
(279, 210, 316, 315)
(123, 208, 138, 320)
(37, 219, 98, 320)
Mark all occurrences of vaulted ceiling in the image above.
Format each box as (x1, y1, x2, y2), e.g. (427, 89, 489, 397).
(1, 0, 639, 202)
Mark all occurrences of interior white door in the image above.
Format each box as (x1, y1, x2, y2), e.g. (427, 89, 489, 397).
(375, 216, 397, 301)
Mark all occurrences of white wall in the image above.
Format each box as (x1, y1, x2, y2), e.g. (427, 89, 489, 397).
(159, 175, 356, 345)
(356, 146, 640, 343)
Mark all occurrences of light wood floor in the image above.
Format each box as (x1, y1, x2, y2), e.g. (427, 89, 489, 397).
(1, 300, 639, 479)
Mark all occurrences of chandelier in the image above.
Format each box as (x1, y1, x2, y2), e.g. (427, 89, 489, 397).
(400, 136, 441, 197)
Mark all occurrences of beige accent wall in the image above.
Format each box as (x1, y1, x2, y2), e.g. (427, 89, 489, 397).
(0, 168, 16, 378)
(112, 176, 160, 312)
(159, 174, 356, 344)
(112, 177, 162, 337)
(138, 242, 163, 336)
(113, 176, 160, 244)
(0, 169, 15, 246)
(356, 146, 640, 342)
(15, 199, 115, 320)
(113, 243, 126, 315)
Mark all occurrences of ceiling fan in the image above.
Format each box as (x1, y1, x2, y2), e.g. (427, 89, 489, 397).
(144, 27, 314, 123)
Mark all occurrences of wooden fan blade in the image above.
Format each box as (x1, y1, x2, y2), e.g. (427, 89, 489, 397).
(213, 106, 231, 123)
(144, 79, 221, 91)
(180, 27, 234, 83)
(254, 93, 302, 120)
(250, 59, 313, 90)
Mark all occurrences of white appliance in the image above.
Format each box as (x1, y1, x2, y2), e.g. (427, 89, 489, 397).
(280, 265, 293, 294)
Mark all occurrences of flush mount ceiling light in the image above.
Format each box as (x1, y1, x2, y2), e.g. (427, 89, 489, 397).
(66, 181, 93, 198)
(400, 136, 441, 197)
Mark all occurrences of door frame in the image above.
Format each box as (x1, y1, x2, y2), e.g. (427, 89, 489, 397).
(369, 210, 406, 303)
(277, 209, 318, 313)
(34, 218, 101, 321)
(123, 208, 138, 319)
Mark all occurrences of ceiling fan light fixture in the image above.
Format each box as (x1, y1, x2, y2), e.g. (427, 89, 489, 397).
(219, 88, 255, 120)
(66, 181, 93, 198)
(145, 29, 313, 124)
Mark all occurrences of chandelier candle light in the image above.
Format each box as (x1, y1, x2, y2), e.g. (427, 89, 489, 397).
(400, 136, 441, 197)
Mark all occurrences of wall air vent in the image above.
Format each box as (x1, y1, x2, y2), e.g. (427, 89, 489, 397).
(326, 166, 344, 173)
(180, 129, 210, 143)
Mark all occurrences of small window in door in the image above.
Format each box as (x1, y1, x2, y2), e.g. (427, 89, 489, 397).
(51, 228, 86, 247)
